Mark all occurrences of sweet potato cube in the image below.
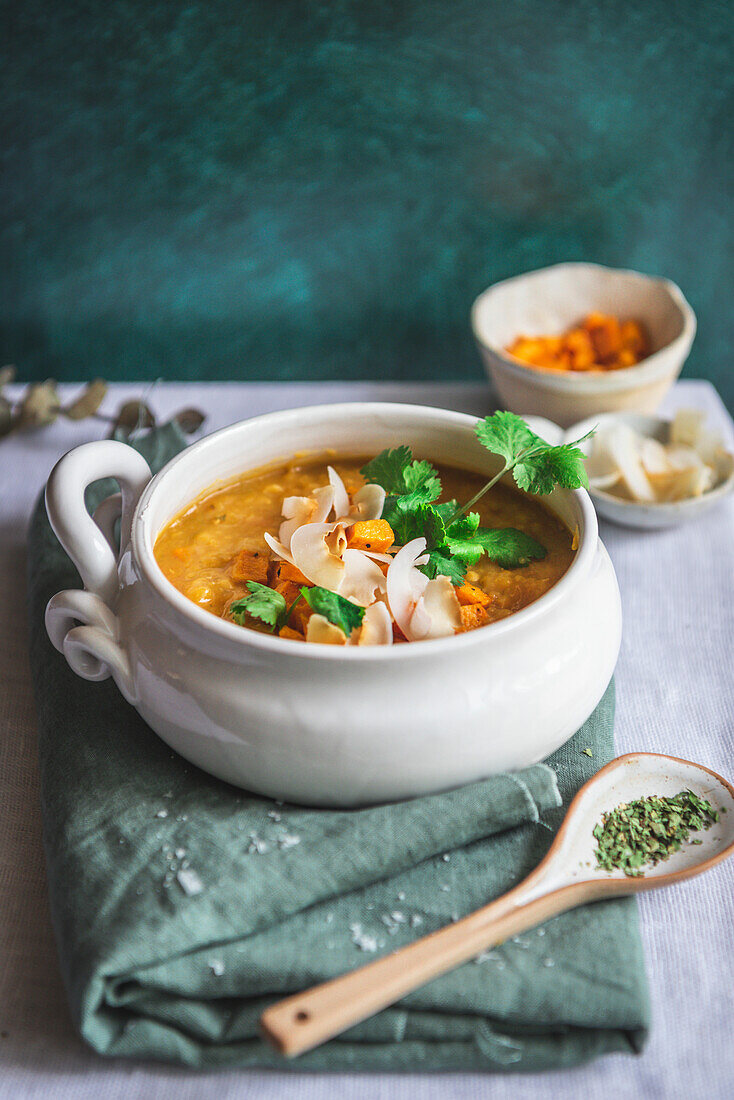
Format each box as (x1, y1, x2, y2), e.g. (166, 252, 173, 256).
(458, 604, 490, 633)
(231, 549, 269, 584)
(620, 320, 649, 359)
(269, 559, 310, 586)
(564, 327, 596, 370)
(346, 520, 394, 553)
(583, 313, 622, 362)
(278, 625, 303, 641)
(274, 579, 313, 632)
(274, 580, 303, 604)
(454, 582, 492, 608)
(290, 599, 314, 633)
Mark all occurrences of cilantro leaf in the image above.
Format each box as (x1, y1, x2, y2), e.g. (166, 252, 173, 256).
(443, 512, 484, 569)
(434, 499, 459, 523)
(513, 443, 590, 495)
(475, 411, 541, 465)
(402, 459, 442, 504)
(361, 448, 441, 505)
(389, 502, 446, 550)
(230, 582, 286, 629)
(472, 527, 547, 568)
(422, 549, 467, 585)
(360, 447, 413, 495)
(301, 586, 365, 636)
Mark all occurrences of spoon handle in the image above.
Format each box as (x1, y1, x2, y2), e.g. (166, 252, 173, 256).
(260, 878, 591, 1057)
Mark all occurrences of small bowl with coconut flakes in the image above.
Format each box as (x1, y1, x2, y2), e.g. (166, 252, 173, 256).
(564, 408, 734, 529)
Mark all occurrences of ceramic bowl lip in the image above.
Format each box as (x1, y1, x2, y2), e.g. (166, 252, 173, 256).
(470, 261, 697, 393)
(567, 409, 734, 517)
(131, 401, 599, 662)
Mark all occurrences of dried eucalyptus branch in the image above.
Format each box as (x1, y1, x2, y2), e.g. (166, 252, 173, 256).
(0, 368, 206, 442)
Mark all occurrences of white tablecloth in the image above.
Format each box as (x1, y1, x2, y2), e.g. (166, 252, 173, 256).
(1, 380, 732, 1100)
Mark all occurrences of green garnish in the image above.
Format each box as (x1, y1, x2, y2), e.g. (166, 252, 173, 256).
(360, 447, 441, 507)
(230, 581, 365, 638)
(230, 582, 302, 632)
(360, 412, 589, 583)
(231, 412, 593, 637)
(592, 790, 720, 877)
(450, 412, 592, 523)
(301, 586, 365, 636)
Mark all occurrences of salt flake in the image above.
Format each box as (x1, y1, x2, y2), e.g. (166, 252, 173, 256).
(176, 868, 204, 896)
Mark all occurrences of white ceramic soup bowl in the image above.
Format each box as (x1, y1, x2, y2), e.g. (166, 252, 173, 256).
(45, 403, 622, 807)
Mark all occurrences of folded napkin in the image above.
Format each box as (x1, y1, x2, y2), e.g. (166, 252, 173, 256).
(27, 424, 649, 1071)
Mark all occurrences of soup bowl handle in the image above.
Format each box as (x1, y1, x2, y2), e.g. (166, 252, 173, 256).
(44, 440, 153, 702)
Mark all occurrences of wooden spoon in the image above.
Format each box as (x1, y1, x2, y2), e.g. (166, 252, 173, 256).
(260, 752, 734, 1057)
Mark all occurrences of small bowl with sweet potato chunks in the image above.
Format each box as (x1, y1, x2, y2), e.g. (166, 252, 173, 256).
(472, 262, 696, 428)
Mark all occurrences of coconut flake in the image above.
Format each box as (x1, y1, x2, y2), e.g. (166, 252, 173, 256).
(279, 496, 316, 548)
(279, 486, 336, 548)
(290, 522, 347, 589)
(339, 549, 387, 606)
(413, 575, 462, 640)
(350, 483, 385, 521)
(594, 423, 655, 502)
(264, 531, 296, 565)
(306, 614, 348, 645)
(357, 600, 394, 646)
(327, 466, 351, 520)
(386, 539, 429, 641)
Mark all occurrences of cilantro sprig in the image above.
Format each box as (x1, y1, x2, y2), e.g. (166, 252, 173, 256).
(230, 582, 300, 632)
(230, 581, 365, 638)
(300, 586, 365, 635)
(360, 413, 591, 583)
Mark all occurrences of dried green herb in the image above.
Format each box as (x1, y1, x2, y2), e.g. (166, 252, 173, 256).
(593, 790, 719, 877)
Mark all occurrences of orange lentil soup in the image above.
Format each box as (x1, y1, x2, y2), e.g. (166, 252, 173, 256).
(154, 455, 575, 637)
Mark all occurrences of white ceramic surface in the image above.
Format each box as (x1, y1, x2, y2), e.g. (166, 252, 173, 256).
(44, 402, 622, 807)
(564, 411, 734, 529)
(471, 263, 697, 428)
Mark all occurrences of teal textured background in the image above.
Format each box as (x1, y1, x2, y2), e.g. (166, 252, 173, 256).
(2, 1, 733, 407)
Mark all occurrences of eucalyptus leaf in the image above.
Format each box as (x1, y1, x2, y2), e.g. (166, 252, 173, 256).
(63, 378, 108, 420)
(174, 407, 206, 434)
(110, 400, 155, 439)
(16, 380, 61, 429)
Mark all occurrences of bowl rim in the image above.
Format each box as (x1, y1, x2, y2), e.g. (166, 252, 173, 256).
(131, 401, 599, 662)
(470, 261, 697, 393)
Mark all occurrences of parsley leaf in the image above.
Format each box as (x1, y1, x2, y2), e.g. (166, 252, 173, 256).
(230, 582, 286, 629)
(301, 586, 365, 636)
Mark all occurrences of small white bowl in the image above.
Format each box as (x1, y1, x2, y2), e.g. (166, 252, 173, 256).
(43, 403, 622, 807)
(564, 411, 734, 529)
(471, 262, 697, 428)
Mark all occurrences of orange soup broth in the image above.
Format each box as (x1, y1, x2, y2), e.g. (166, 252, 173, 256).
(154, 455, 575, 634)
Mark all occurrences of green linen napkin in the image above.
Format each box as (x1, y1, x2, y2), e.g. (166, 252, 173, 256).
(27, 424, 649, 1071)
